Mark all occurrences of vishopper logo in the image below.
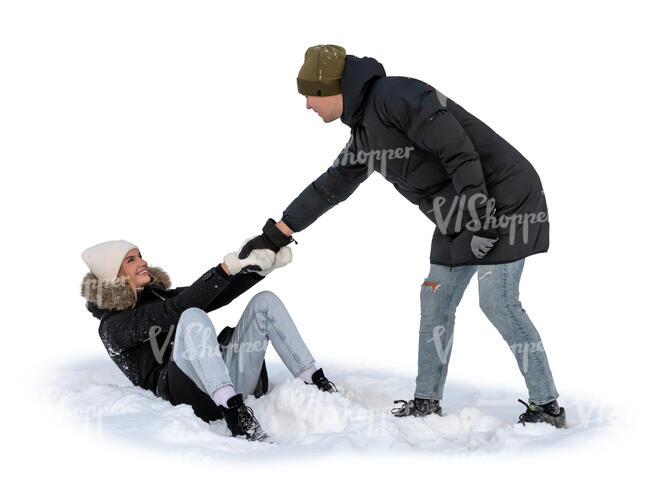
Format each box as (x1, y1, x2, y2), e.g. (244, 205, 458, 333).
(149, 321, 269, 369)
(333, 138, 415, 179)
(149, 324, 175, 364)
(509, 340, 546, 375)
(282, 380, 392, 438)
(330, 139, 548, 244)
(46, 387, 107, 437)
(427, 325, 454, 365)
(426, 193, 497, 236)
(426, 326, 548, 377)
(81, 275, 130, 309)
(572, 397, 615, 428)
(424, 192, 548, 244)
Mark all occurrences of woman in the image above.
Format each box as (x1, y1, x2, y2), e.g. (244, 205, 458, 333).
(80, 238, 335, 442)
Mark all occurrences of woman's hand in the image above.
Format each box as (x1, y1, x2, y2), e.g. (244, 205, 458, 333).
(223, 239, 276, 275)
(239, 218, 294, 258)
(257, 246, 293, 276)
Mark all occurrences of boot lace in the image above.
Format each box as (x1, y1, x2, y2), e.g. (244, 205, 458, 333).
(314, 375, 338, 392)
(391, 400, 410, 415)
(238, 405, 258, 429)
(518, 398, 538, 424)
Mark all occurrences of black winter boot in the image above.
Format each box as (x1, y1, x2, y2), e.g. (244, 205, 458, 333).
(391, 397, 442, 417)
(218, 394, 269, 441)
(309, 368, 337, 393)
(517, 399, 567, 428)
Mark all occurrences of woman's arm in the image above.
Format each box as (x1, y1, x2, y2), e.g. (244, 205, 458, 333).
(203, 271, 265, 313)
(100, 265, 233, 351)
(156, 270, 265, 316)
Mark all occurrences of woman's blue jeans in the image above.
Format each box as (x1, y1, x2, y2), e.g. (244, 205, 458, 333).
(172, 291, 316, 398)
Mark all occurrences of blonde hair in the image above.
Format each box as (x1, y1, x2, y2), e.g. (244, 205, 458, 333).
(117, 265, 138, 307)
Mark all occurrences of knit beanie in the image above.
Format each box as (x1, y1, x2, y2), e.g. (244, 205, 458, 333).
(297, 44, 346, 96)
(82, 240, 138, 281)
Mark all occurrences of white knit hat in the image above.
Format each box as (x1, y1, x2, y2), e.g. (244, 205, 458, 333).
(81, 240, 139, 281)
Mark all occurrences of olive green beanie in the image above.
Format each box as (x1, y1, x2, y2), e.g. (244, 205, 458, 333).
(297, 44, 346, 97)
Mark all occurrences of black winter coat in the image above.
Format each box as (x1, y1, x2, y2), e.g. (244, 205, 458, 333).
(81, 265, 264, 399)
(282, 55, 549, 266)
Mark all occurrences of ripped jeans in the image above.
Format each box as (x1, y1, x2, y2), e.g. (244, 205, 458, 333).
(415, 259, 559, 405)
(172, 291, 316, 398)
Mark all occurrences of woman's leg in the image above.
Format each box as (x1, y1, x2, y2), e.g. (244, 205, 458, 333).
(171, 308, 268, 439)
(477, 259, 559, 405)
(172, 307, 235, 401)
(165, 361, 223, 422)
(222, 290, 317, 397)
(415, 263, 476, 400)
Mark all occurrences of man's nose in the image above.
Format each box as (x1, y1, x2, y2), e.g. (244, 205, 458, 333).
(305, 98, 311, 110)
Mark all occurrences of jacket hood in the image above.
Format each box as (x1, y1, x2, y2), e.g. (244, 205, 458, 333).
(341, 55, 386, 128)
(80, 266, 171, 313)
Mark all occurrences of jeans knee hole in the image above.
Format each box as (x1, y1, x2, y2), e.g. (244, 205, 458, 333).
(423, 281, 441, 292)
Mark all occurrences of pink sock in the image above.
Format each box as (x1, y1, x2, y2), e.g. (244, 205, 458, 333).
(211, 384, 236, 407)
(299, 365, 318, 383)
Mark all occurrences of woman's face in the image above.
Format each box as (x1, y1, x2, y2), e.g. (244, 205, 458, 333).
(120, 248, 151, 288)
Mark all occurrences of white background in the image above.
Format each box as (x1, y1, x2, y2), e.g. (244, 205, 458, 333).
(1, 0, 648, 491)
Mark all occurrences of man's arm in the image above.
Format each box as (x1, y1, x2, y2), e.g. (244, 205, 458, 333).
(279, 138, 370, 233)
(239, 139, 371, 256)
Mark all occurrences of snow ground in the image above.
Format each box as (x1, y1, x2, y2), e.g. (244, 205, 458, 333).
(44, 358, 614, 460)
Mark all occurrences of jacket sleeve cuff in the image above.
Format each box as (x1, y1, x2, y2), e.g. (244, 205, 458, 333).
(263, 218, 294, 248)
(215, 263, 231, 279)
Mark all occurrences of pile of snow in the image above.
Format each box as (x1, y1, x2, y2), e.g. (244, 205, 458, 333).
(44, 358, 613, 458)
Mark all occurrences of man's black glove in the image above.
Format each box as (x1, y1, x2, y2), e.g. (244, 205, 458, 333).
(239, 218, 295, 259)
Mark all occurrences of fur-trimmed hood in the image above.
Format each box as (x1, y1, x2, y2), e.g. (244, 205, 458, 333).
(80, 266, 172, 312)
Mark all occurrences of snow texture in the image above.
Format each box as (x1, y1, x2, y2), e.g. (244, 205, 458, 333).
(45, 358, 614, 459)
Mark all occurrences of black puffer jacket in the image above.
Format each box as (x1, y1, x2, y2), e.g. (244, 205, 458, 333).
(81, 265, 264, 399)
(282, 55, 549, 266)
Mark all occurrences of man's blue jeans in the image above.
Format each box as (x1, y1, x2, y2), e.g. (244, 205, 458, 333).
(415, 259, 559, 405)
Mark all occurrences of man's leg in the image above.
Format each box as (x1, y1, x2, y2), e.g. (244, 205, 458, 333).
(222, 290, 318, 397)
(477, 259, 559, 405)
(415, 264, 476, 400)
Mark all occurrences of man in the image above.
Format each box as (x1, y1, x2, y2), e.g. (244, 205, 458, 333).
(240, 45, 565, 428)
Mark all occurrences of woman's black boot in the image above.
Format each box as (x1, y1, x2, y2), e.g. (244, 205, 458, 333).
(218, 394, 269, 441)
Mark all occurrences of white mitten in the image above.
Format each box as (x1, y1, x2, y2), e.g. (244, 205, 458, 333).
(258, 246, 293, 276)
(223, 238, 276, 275)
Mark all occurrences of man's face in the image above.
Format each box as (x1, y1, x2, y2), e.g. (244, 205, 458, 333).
(305, 94, 343, 123)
